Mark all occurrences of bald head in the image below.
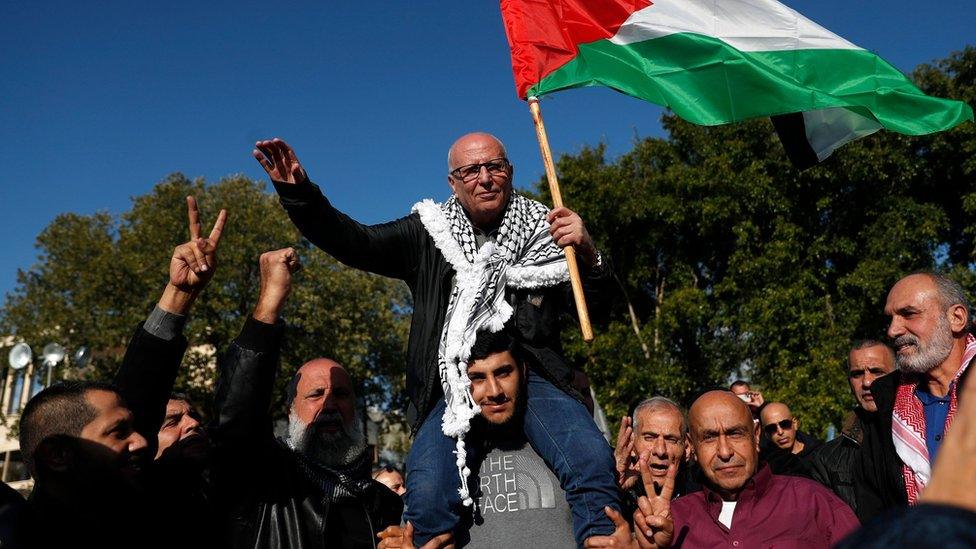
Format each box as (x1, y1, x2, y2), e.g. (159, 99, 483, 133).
(760, 402, 790, 422)
(688, 391, 760, 499)
(447, 132, 507, 170)
(689, 391, 754, 434)
(892, 273, 971, 315)
(760, 402, 799, 452)
(296, 358, 351, 385)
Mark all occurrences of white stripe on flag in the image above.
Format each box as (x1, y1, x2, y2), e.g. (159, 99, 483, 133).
(610, 0, 859, 52)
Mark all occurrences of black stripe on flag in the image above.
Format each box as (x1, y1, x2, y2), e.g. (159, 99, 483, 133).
(771, 113, 819, 171)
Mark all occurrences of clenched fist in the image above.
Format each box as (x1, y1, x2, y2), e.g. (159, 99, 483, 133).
(252, 248, 302, 324)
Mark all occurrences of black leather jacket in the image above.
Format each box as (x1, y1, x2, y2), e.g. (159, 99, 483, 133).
(808, 410, 869, 513)
(274, 181, 612, 430)
(210, 318, 402, 549)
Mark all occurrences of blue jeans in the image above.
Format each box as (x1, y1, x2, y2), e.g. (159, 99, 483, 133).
(404, 369, 620, 546)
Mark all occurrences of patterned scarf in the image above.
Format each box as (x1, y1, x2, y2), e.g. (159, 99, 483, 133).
(290, 443, 375, 501)
(891, 333, 976, 504)
(413, 193, 569, 505)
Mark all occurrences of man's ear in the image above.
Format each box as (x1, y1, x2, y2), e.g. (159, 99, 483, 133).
(34, 435, 75, 475)
(948, 304, 969, 335)
(682, 438, 692, 461)
(447, 175, 458, 194)
(752, 420, 762, 448)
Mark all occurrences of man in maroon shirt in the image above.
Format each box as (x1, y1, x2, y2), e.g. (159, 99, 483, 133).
(633, 391, 859, 548)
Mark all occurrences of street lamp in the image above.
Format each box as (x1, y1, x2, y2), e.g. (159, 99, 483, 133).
(7, 343, 31, 372)
(41, 343, 66, 387)
(5, 342, 88, 412)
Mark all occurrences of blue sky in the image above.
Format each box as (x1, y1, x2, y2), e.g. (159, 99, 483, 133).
(2, 0, 973, 302)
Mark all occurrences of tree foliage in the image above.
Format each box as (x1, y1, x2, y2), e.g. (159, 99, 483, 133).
(1, 175, 410, 419)
(535, 46, 976, 435)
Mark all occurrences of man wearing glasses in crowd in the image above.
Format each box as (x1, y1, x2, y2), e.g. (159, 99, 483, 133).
(760, 402, 823, 468)
(252, 133, 618, 547)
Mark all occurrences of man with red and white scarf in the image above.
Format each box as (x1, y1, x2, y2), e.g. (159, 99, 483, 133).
(855, 272, 975, 523)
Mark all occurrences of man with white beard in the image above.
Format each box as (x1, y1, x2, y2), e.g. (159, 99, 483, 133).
(211, 248, 402, 549)
(284, 358, 367, 467)
(855, 272, 976, 523)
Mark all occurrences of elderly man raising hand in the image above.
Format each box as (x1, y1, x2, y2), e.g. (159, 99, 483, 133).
(253, 134, 618, 546)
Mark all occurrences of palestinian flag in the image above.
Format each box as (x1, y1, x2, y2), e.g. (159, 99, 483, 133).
(500, 0, 973, 169)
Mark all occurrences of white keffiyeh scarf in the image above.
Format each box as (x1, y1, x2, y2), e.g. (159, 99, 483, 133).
(412, 193, 569, 505)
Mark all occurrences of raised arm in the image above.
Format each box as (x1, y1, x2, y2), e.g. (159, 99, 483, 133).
(212, 247, 300, 449)
(615, 415, 639, 491)
(253, 138, 423, 281)
(115, 196, 227, 453)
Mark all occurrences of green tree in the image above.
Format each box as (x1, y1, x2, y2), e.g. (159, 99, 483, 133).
(1, 174, 410, 419)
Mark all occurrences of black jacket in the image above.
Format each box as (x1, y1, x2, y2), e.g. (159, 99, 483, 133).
(0, 323, 192, 549)
(759, 431, 821, 478)
(854, 371, 908, 523)
(274, 181, 612, 429)
(837, 504, 976, 548)
(855, 364, 976, 523)
(114, 322, 189, 457)
(210, 317, 402, 549)
(809, 410, 869, 514)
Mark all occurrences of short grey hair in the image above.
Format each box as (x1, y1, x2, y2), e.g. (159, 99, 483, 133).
(632, 396, 688, 437)
(925, 272, 972, 318)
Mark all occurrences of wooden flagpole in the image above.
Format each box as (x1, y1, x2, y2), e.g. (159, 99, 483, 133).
(528, 96, 594, 342)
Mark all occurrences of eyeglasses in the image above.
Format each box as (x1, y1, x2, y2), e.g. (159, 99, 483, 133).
(449, 158, 511, 182)
(763, 419, 794, 435)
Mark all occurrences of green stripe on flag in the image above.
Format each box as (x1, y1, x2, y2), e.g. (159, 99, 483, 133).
(530, 32, 973, 135)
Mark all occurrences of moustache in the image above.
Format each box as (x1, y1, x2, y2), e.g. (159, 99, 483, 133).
(308, 412, 350, 435)
(893, 335, 919, 348)
(481, 395, 511, 405)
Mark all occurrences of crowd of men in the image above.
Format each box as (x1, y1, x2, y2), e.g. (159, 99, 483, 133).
(1, 133, 976, 548)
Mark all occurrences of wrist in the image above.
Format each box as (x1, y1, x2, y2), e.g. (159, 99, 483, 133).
(579, 245, 600, 269)
(252, 294, 286, 324)
(158, 283, 198, 315)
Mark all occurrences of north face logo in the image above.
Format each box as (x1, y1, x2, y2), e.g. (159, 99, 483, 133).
(477, 451, 556, 513)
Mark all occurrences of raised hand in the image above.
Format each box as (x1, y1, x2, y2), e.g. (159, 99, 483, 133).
(633, 456, 676, 549)
(252, 248, 302, 324)
(170, 196, 227, 291)
(584, 506, 634, 548)
(615, 415, 639, 490)
(748, 391, 765, 411)
(159, 196, 227, 315)
(253, 138, 309, 185)
(546, 206, 598, 268)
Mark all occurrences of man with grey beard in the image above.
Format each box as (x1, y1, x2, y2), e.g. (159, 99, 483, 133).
(855, 272, 976, 523)
(211, 248, 402, 549)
